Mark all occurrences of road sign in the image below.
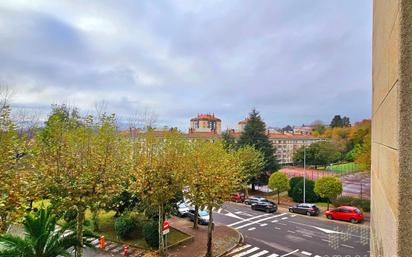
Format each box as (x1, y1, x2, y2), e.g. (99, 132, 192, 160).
(162, 220, 170, 235)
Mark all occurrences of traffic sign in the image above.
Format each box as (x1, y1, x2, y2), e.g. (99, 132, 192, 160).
(162, 220, 170, 235)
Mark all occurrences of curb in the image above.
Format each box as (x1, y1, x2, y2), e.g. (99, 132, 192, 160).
(165, 226, 194, 250)
(216, 227, 244, 257)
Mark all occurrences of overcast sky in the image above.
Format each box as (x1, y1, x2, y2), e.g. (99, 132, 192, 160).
(0, 0, 372, 130)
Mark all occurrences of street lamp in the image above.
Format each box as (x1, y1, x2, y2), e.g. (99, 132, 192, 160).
(303, 144, 306, 203)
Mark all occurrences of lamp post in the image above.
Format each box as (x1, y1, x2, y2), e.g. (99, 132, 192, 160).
(303, 144, 306, 203)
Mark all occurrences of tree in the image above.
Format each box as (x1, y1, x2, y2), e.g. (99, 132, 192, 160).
(131, 131, 187, 255)
(0, 100, 28, 233)
(281, 125, 293, 133)
(293, 141, 341, 167)
(314, 176, 343, 210)
(0, 207, 78, 257)
(311, 120, 326, 136)
(234, 146, 265, 198)
(237, 109, 279, 188)
(289, 179, 320, 203)
(36, 107, 129, 257)
(330, 115, 351, 128)
(342, 116, 351, 127)
(268, 172, 289, 204)
(221, 130, 236, 151)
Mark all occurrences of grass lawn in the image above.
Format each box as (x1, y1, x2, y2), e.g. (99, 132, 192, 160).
(318, 162, 365, 173)
(85, 210, 189, 249)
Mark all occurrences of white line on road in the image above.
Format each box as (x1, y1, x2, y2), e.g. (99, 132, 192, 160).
(248, 227, 256, 231)
(260, 223, 267, 227)
(287, 230, 296, 234)
(217, 208, 222, 213)
(232, 247, 260, 257)
(281, 217, 288, 220)
(341, 244, 355, 249)
(321, 239, 330, 243)
(249, 250, 269, 257)
(271, 220, 279, 223)
(266, 254, 279, 257)
(227, 214, 271, 227)
(280, 249, 299, 257)
(301, 251, 312, 256)
(234, 213, 287, 229)
(302, 234, 313, 238)
(274, 227, 281, 230)
(291, 214, 297, 217)
(227, 244, 251, 255)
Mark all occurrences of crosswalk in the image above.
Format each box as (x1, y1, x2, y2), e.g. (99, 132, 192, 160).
(225, 244, 324, 257)
(183, 199, 225, 213)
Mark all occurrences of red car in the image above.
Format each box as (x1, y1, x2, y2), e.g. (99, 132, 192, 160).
(230, 192, 245, 203)
(325, 206, 363, 224)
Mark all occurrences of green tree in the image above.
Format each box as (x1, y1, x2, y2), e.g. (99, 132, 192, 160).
(237, 109, 279, 188)
(36, 108, 129, 257)
(289, 179, 320, 203)
(268, 172, 290, 204)
(0, 207, 78, 257)
(293, 141, 341, 167)
(221, 130, 236, 151)
(235, 146, 265, 198)
(132, 131, 187, 255)
(314, 176, 343, 210)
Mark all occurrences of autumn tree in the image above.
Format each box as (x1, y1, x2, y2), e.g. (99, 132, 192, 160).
(36, 106, 129, 257)
(237, 109, 279, 188)
(293, 141, 341, 167)
(234, 146, 265, 198)
(314, 176, 343, 210)
(268, 172, 290, 204)
(131, 131, 188, 256)
(0, 98, 28, 232)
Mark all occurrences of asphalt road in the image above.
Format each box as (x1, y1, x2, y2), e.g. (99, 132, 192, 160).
(211, 202, 370, 257)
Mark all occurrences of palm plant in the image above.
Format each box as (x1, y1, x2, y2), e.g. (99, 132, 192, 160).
(0, 207, 79, 257)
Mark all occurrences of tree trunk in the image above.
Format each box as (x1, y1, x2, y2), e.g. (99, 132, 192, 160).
(244, 185, 249, 198)
(327, 199, 330, 210)
(75, 206, 85, 257)
(251, 183, 255, 191)
(158, 203, 165, 256)
(193, 205, 199, 230)
(91, 207, 99, 232)
(206, 206, 213, 257)
(277, 191, 280, 204)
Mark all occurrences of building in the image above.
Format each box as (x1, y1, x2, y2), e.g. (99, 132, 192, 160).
(293, 126, 313, 135)
(371, 1, 412, 256)
(268, 134, 322, 164)
(189, 114, 221, 134)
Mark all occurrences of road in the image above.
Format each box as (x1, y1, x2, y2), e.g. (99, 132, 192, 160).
(185, 201, 370, 257)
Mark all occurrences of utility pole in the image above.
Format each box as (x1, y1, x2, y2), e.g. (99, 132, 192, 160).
(303, 144, 306, 203)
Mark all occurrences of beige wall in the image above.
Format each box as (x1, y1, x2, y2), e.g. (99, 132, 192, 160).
(371, 0, 412, 256)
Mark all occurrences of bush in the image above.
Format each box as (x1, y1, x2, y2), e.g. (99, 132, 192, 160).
(63, 206, 78, 223)
(143, 221, 159, 248)
(290, 179, 320, 203)
(332, 196, 371, 212)
(288, 177, 304, 197)
(114, 213, 140, 240)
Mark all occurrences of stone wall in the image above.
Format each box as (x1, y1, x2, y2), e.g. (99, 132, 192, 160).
(371, 0, 412, 256)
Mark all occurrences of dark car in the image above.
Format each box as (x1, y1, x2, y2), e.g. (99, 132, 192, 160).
(325, 206, 363, 224)
(230, 192, 245, 203)
(244, 196, 266, 205)
(186, 209, 210, 225)
(289, 203, 320, 216)
(251, 200, 277, 213)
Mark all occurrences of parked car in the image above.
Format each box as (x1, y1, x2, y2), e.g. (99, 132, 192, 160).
(325, 206, 363, 224)
(289, 203, 320, 216)
(230, 192, 245, 203)
(187, 209, 210, 225)
(251, 200, 277, 213)
(174, 201, 190, 217)
(244, 196, 266, 205)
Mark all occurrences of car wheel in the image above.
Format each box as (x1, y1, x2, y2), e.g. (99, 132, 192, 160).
(306, 212, 311, 216)
(327, 215, 333, 220)
(289, 209, 294, 213)
(350, 218, 358, 224)
(266, 209, 271, 213)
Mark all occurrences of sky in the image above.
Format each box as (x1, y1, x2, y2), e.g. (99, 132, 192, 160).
(0, 0, 372, 130)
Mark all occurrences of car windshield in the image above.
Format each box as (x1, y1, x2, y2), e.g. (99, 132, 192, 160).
(355, 209, 362, 214)
(178, 203, 188, 208)
(199, 211, 208, 217)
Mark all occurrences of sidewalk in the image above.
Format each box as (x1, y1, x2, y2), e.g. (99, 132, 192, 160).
(167, 216, 240, 257)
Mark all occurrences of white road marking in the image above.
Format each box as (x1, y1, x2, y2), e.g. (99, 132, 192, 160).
(321, 239, 330, 243)
(342, 244, 354, 249)
(302, 234, 313, 238)
(232, 247, 260, 257)
(249, 250, 269, 257)
(287, 230, 296, 234)
(301, 251, 312, 256)
(291, 214, 297, 217)
(271, 220, 279, 223)
(260, 223, 267, 227)
(266, 254, 279, 257)
(234, 211, 253, 217)
(227, 244, 251, 255)
(248, 227, 256, 231)
(227, 213, 271, 227)
(234, 213, 287, 229)
(274, 227, 281, 230)
(314, 255, 322, 257)
(225, 212, 245, 220)
(281, 217, 288, 220)
(217, 208, 222, 213)
(235, 211, 243, 214)
(212, 207, 216, 211)
(280, 249, 299, 257)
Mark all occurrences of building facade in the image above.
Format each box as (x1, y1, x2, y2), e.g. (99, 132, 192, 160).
(189, 114, 222, 134)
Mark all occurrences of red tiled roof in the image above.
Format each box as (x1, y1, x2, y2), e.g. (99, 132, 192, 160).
(190, 113, 221, 122)
(238, 118, 250, 124)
